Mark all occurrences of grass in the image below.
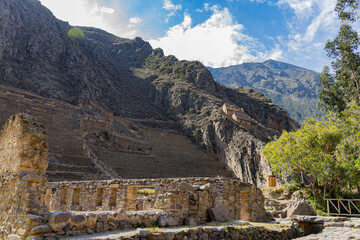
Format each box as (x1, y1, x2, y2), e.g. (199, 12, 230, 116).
(137, 188, 156, 194)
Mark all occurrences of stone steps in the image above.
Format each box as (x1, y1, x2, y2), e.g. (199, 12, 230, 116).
(46, 170, 109, 181)
(47, 163, 99, 173)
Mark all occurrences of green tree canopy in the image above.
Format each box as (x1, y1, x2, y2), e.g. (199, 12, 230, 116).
(319, 0, 360, 114)
(263, 102, 360, 197)
(68, 27, 85, 39)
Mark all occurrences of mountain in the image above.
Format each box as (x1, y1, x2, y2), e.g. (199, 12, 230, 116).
(208, 60, 323, 123)
(0, 0, 298, 186)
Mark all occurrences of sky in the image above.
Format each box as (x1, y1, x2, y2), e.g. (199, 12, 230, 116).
(39, 0, 341, 72)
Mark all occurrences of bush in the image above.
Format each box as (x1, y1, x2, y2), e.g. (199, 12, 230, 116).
(68, 27, 85, 39)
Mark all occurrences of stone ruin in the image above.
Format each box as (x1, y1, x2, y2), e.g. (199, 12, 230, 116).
(0, 113, 271, 239)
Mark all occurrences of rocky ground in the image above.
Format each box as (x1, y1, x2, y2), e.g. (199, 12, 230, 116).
(61, 221, 300, 240)
(297, 217, 360, 239)
(61, 217, 360, 240)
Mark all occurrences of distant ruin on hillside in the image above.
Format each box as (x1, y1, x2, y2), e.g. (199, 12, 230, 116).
(222, 103, 253, 126)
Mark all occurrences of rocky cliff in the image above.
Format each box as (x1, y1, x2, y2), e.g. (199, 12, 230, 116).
(209, 60, 323, 123)
(0, 0, 298, 186)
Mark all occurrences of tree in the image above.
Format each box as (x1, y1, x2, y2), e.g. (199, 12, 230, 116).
(319, 0, 360, 114)
(263, 102, 360, 198)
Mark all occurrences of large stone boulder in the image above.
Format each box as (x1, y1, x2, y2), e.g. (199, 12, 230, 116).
(208, 205, 229, 222)
(157, 215, 180, 227)
(281, 199, 317, 218)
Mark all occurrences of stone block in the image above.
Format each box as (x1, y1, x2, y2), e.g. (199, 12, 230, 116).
(30, 224, 50, 234)
(136, 228, 150, 237)
(179, 182, 195, 192)
(71, 214, 85, 223)
(185, 217, 197, 227)
(50, 212, 71, 223)
(163, 231, 175, 240)
(26, 214, 44, 223)
(27, 199, 41, 210)
(97, 213, 109, 222)
(157, 215, 180, 227)
(282, 200, 317, 218)
(208, 206, 229, 222)
(199, 183, 211, 191)
(21, 174, 43, 183)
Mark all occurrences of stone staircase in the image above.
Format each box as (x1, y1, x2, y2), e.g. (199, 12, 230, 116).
(90, 127, 233, 179)
(263, 188, 294, 218)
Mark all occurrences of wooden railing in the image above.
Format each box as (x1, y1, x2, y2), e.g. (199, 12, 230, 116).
(325, 198, 360, 216)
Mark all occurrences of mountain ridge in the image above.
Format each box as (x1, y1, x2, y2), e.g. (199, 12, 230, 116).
(208, 59, 323, 123)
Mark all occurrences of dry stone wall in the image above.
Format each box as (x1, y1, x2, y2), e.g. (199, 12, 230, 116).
(45, 177, 270, 223)
(0, 113, 49, 237)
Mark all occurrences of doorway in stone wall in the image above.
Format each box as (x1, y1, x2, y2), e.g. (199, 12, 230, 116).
(240, 191, 251, 221)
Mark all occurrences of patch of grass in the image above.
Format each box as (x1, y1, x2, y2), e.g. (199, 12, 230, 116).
(137, 188, 155, 194)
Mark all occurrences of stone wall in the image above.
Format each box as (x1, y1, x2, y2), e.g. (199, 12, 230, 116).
(0, 113, 271, 239)
(45, 177, 270, 223)
(0, 113, 49, 237)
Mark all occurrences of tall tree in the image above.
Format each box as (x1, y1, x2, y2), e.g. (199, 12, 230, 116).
(319, 0, 360, 113)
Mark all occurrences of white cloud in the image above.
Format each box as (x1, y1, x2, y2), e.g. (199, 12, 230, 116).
(149, 7, 280, 67)
(285, 0, 337, 49)
(39, 0, 140, 38)
(265, 0, 338, 70)
(162, 0, 182, 11)
(89, 4, 115, 15)
(129, 17, 143, 27)
(277, 0, 314, 18)
(162, 0, 182, 22)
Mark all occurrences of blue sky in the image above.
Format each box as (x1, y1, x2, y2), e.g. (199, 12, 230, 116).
(39, 0, 340, 72)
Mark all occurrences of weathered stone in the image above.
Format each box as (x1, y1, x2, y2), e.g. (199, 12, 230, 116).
(63, 222, 72, 232)
(208, 206, 229, 222)
(26, 214, 44, 223)
(50, 212, 71, 223)
(25, 236, 44, 240)
(136, 228, 150, 237)
(163, 231, 175, 240)
(7, 234, 22, 240)
(179, 182, 195, 192)
(199, 233, 209, 240)
(185, 217, 197, 226)
(30, 224, 50, 234)
(21, 174, 43, 183)
(199, 183, 211, 191)
(71, 214, 85, 223)
(291, 190, 303, 200)
(98, 213, 109, 222)
(27, 199, 41, 210)
(157, 215, 180, 227)
(282, 200, 317, 218)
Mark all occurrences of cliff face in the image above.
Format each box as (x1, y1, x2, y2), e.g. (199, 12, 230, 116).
(0, 0, 298, 186)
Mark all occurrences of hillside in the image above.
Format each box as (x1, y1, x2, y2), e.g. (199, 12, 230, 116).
(0, 0, 298, 186)
(208, 60, 323, 123)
